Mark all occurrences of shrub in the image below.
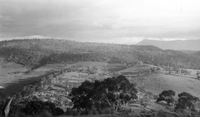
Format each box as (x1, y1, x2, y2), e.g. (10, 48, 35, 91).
(197, 71, 200, 79)
(70, 75, 138, 112)
(175, 92, 199, 112)
(156, 90, 175, 105)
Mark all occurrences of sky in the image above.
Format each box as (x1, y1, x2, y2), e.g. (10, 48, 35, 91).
(0, 0, 200, 44)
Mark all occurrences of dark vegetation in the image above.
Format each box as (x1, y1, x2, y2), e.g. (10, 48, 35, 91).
(70, 75, 137, 112)
(156, 90, 200, 117)
(0, 39, 200, 70)
(0, 75, 137, 116)
(156, 90, 175, 105)
(0, 98, 64, 117)
(0, 75, 200, 117)
(197, 71, 200, 79)
(175, 92, 199, 111)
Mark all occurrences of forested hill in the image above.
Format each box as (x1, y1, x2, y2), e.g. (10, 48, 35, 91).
(194, 51, 200, 56)
(0, 39, 200, 70)
(137, 39, 200, 50)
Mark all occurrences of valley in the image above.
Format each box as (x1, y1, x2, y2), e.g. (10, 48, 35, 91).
(1, 0, 200, 116)
(0, 39, 200, 117)
(1, 60, 200, 108)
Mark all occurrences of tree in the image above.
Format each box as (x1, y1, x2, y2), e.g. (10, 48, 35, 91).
(175, 92, 199, 111)
(4, 98, 13, 117)
(20, 100, 64, 116)
(0, 98, 6, 116)
(156, 90, 175, 105)
(197, 71, 200, 79)
(181, 69, 191, 75)
(101, 75, 138, 111)
(70, 75, 138, 112)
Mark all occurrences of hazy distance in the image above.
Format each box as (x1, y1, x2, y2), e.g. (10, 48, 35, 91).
(0, 0, 200, 44)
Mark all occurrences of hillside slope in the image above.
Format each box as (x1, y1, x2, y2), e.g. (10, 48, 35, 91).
(194, 51, 200, 57)
(141, 73, 200, 97)
(137, 39, 200, 50)
(0, 39, 200, 70)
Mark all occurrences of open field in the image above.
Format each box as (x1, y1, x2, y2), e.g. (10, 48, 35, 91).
(0, 61, 127, 98)
(76, 61, 127, 72)
(0, 61, 72, 87)
(1, 60, 200, 116)
(1, 61, 200, 98)
(113, 63, 200, 98)
(0, 62, 71, 97)
(118, 64, 154, 75)
(0, 61, 27, 87)
(134, 73, 200, 98)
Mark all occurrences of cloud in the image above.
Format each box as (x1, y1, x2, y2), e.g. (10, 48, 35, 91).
(0, 0, 200, 43)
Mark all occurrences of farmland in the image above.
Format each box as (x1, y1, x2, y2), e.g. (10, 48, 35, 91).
(1, 60, 200, 100)
(0, 39, 200, 116)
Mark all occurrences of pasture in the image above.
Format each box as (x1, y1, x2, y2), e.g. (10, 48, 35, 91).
(76, 61, 127, 72)
(134, 73, 200, 98)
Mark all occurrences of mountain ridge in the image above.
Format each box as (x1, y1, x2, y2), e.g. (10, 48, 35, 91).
(0, 39, 200, 70)
(137, 39, 200, 50)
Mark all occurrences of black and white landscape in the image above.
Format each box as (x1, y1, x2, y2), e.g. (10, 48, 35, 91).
(0, 0, 200, 117)
(137, 39, 200, 50)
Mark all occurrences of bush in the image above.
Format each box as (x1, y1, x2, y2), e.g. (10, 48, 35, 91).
(156, 90, 175, 105)
(20, 100, 64, 116)
(70, 75, 138, 112)
(197, 71, 200, 79)
(175, 92, 199, 111)
(0, 98, 64, 116)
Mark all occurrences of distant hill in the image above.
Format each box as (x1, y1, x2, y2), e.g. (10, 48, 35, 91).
(0, 39, 200, 70)
(193, 51, 200, 58)
(137, 39, 200, 51)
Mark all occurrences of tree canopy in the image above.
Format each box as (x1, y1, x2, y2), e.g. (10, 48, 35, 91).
(175, 92, 199, 111)
(70, 75, 138, 111)
(156, 90, 175, 105)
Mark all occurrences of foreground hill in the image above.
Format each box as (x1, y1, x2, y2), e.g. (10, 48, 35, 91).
(0, 39, 200, 70)
(137, 39, 200, 50)
(1, 61, 200, 117)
